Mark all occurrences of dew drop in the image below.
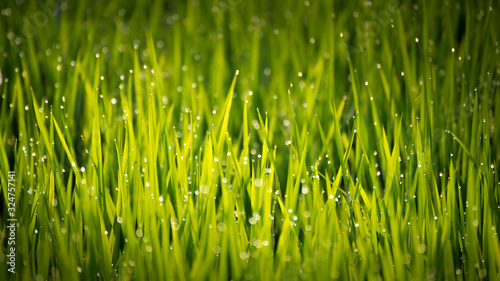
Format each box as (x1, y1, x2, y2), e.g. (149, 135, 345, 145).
(200, 184, 209, 194)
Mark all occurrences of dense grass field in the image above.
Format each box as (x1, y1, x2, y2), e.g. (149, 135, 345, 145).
(1, 0, 500, 280)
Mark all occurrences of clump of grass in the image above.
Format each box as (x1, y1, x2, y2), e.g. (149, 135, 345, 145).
(0, 0, 499, 280)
